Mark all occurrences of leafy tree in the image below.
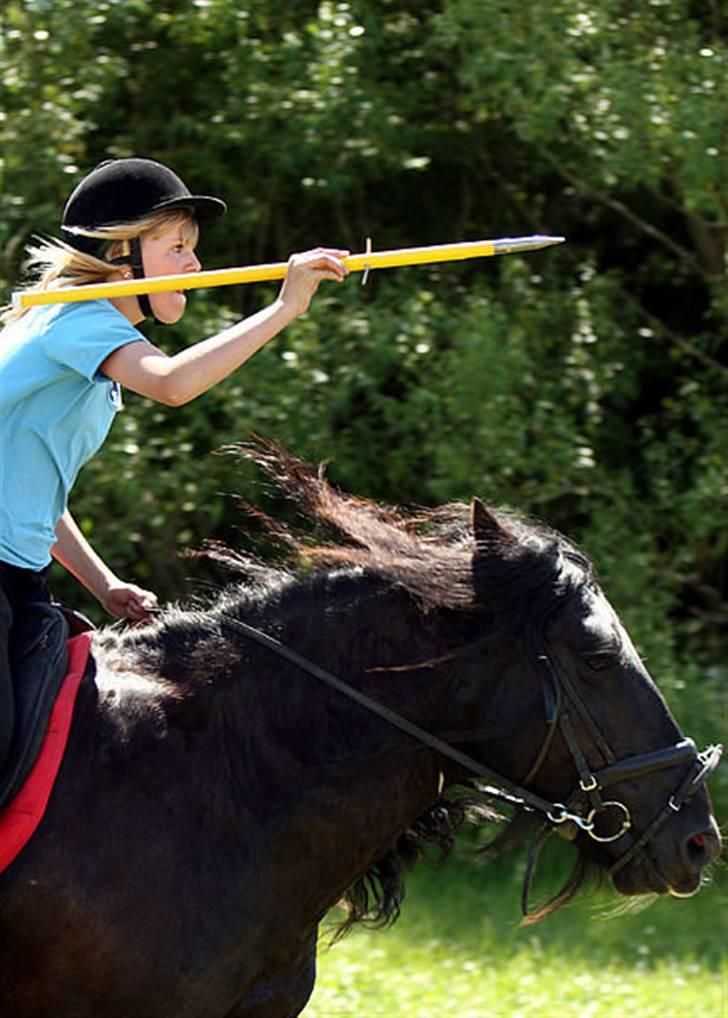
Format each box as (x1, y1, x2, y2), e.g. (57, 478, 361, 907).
(1, 0, 725, 757)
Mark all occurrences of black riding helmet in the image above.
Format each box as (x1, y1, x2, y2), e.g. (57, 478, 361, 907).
(61, 157, 227, 319)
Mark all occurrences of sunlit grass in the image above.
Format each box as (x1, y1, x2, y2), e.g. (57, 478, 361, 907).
(304, 848, 727, 1017)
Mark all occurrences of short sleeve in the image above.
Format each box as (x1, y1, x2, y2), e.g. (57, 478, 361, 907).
(42, 300, 147, 382)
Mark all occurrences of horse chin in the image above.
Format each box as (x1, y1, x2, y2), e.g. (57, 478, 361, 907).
(611, 855, 702, 900)
(611, 863, 668, 898)
(657, 866, 704, 900)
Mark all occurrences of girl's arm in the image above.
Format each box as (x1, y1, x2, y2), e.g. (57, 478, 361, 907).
(52, 510, 157, 621)
(100, 248, 349, 406)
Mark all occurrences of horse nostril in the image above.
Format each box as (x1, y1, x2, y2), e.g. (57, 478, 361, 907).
(685, 829, 720, 868)
(688, 837, 704, 865)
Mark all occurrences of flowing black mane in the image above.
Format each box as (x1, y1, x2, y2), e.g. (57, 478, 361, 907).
(213, 440, 593, 612)
(96, 441, 597, 931)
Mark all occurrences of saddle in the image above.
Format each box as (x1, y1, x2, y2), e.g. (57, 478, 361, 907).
(0, 602, 93, 810)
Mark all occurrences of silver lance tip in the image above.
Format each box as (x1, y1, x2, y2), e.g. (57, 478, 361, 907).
(493, 235, 566, 255)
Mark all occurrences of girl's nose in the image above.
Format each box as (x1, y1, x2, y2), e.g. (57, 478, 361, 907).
(187, 251, 202, 273)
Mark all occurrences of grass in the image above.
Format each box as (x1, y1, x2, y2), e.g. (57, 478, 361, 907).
(303, 842, 727, 1017)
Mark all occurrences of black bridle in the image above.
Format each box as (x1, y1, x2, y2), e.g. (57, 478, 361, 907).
(226, 616, 722, 911)
(518, 642, 722, 909)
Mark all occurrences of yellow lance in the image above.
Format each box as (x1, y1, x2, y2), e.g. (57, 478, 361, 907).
(12, 235, 564, 309)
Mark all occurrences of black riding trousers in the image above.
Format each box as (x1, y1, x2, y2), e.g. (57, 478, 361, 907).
(0, 563, 52, 773)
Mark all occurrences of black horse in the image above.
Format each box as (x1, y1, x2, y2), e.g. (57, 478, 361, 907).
(0, 443, 721, 1018)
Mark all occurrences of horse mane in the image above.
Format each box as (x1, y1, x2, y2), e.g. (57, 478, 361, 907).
(98, 438, 598, 931)
(212, 439, 592, 614)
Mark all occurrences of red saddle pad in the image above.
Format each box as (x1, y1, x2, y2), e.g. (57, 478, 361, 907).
(0, 631, 92, 874)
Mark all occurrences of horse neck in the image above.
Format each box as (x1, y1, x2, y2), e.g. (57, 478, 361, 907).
(214, 573, 476, 852)
(225, 570, 484, 747)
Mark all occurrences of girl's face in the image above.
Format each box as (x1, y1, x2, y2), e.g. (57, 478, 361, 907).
(140, 220, 201, 324)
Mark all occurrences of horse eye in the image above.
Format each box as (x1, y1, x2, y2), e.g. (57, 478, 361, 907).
(583, 652, 615, 672)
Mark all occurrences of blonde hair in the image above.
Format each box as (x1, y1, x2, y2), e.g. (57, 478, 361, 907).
(2, 210, 199, 324)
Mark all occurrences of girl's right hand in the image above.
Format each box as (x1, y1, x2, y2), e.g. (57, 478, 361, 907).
(278, 248, 350, 318)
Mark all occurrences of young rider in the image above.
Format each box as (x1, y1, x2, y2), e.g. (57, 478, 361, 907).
(0, 157, 349, 773)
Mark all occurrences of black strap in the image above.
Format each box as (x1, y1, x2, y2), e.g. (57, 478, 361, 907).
(109, 239, 153, 319)
(596, 740, 697, 789)
(129, 237, 153, 319)
(226, 616, 561, 817)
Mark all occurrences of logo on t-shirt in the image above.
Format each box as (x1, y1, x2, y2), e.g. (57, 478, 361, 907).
(108, 382, 123, 410)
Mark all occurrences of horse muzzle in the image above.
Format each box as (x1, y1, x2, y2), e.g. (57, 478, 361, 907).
(604, 748, 723, 899)
(611, 818, 721, 899)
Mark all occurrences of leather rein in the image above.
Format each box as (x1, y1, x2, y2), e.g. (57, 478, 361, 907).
(226, 616, 722, 912)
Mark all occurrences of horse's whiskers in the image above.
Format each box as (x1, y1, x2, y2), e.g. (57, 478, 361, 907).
(594, 893, 659, 921)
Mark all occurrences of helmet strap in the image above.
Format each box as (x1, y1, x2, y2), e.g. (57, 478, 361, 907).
(109, 237, 156, 322)
(128, 237, 155, 321)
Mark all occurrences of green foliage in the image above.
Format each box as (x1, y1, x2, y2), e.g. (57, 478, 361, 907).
(1, 0, 725, 758)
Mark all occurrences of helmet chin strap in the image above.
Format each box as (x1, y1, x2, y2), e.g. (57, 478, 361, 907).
(110, 237, 156, 322)
(127, 237, 155, 321)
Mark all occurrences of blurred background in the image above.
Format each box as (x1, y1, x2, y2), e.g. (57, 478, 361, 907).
(2, 2, 725, 1013)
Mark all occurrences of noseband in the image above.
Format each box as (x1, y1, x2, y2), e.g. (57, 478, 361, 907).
(523, 647, 722, 862)
(227, 616, 722, 912)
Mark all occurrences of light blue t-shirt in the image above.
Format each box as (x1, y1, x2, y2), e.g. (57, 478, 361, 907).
(0, 300, 146, 569)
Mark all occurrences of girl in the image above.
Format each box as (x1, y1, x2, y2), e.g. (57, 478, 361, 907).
(0, 156, 349, 772)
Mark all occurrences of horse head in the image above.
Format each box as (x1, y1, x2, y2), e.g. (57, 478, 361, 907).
(461, 497, 722, 918)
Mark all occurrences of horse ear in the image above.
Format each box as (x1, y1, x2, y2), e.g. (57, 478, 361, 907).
(470, 498, 511, 545)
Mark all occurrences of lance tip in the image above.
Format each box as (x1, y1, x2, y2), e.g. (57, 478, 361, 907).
(524, 235, 566, 248)
(492, 235, 566, 254)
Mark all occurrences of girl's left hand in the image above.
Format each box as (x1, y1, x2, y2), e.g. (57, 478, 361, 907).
(101, 582, 159, 621)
